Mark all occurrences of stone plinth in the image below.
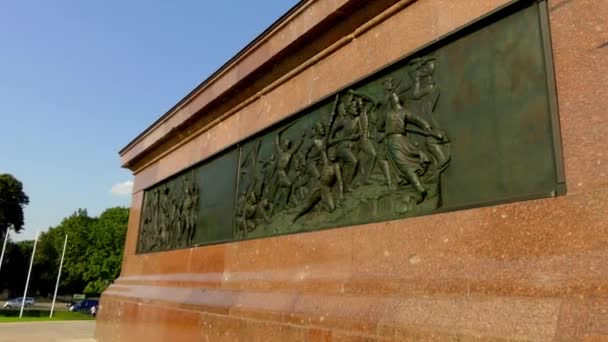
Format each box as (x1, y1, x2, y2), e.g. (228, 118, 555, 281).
(96, 0, 608, 340)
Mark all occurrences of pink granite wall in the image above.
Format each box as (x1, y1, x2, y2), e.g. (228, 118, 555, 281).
(97, 0, 608, 340)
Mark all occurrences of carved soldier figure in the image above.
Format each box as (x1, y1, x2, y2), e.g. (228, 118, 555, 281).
(379, 77, 440, 203)
(352, 95, 376, 179)
(242, 192, 259, 233)
(235, 189, 272, 237)
(181, 175, 198, 245)
(347, 90, 393, 186)
(329, 98, 361, 191)
(240, 140, 274, 201)
(407, 57, 450, 175)
(170, 201, 182, 248)
(409, 57, 437, 101)
(253, 154, 275, 199)
(139, 194, 155, 251)
(234, 192, 248, 238)
(257, 187, 273, 226)
(288, 150, 309, 206)
(142, 191, 155, 230)
(304, 122, 329, 180)
(149, 188, 162, 250)
(157, 185, 172, 246)
(272, 124, 305, 208)
(293, 148, 344, 223)
(150, 188, 160, 231)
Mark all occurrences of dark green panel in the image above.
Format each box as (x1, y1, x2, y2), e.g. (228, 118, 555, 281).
(193, 149, 239, 245)
(438, 3, 557, 208)
(136, 0, 563, 253)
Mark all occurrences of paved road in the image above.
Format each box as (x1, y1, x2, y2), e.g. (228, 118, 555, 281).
(0, 320, 95, 342)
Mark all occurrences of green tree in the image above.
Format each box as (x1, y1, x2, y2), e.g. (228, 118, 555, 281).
(32, 229, 62, 297)
(0, 240, 29, 297)
(0, 174, 30, 237)
(83, 207, 129, 295)
(52, 209, 94, 294)
(0, 207, 129, 297)
(0, 239, 54, 298)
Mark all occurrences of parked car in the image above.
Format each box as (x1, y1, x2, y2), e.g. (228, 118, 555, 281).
(3, 297, 35, 308)
(69, 299, 99, 312)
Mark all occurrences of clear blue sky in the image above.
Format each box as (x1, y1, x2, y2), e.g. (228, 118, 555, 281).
(0, 0, 299, 241)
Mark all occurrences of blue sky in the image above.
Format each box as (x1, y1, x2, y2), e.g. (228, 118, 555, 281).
(0, 0, 299, 241)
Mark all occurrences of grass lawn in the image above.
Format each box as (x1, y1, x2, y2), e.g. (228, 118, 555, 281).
(0, 310, 95, 322)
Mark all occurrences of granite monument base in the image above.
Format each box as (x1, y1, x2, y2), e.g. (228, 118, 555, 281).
(97, 0, 608, 340)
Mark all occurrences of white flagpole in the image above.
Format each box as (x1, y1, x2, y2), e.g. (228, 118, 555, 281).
(0, 229, 9, 274)
(19, 231, 38, 319)
(50, 234, 68, 318)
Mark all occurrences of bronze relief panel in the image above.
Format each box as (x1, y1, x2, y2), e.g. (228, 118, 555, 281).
(137, 0, 563, 253)
(235, 56, 452, 239)
(138, 169, 199, 253)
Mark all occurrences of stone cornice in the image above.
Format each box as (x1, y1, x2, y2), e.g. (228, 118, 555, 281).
(119, 0, 405, 171)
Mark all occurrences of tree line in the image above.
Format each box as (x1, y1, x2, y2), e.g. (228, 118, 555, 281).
(0, 173, 129, 298)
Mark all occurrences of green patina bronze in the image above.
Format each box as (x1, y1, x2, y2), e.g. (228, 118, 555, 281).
(137, 0, 564, 253)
